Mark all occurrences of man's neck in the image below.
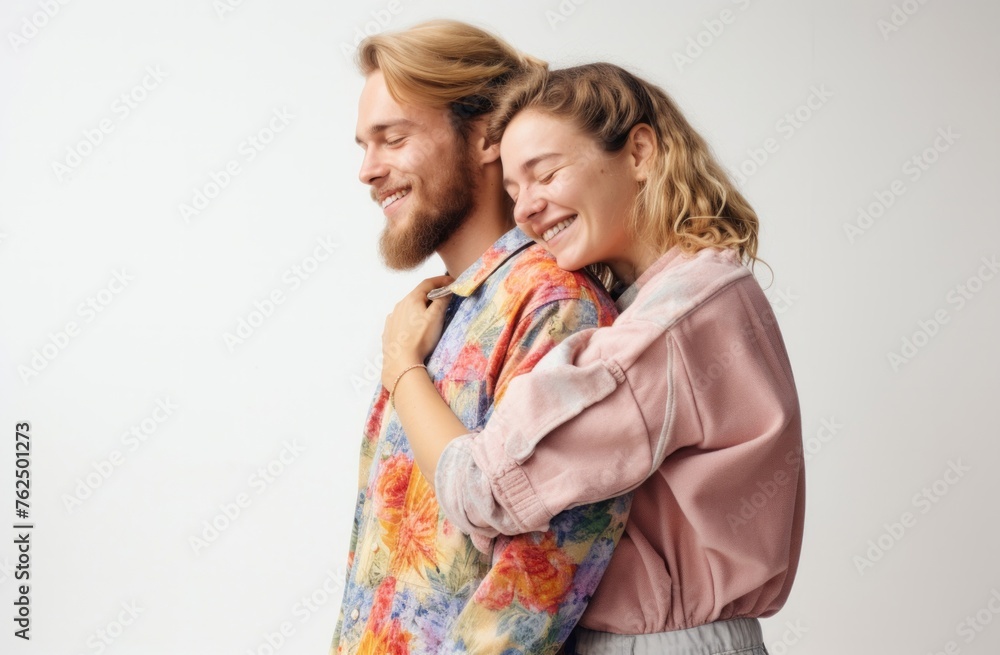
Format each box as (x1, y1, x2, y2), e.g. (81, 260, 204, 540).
(436, 198, 513, 277)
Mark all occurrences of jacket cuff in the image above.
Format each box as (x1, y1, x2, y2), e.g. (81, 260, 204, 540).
(436, 435, 501, 538)
(492, 463, 554, 533)
(466, 414, 555, 533)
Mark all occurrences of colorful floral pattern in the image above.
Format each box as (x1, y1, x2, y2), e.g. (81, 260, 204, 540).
(331, 229, 631, 654)
(473, 533, 576, 614)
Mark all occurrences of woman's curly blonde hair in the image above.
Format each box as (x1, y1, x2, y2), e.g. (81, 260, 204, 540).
(488, 63, 760, 272)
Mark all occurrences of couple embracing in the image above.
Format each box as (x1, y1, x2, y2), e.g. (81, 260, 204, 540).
(333, 18, 803, 655)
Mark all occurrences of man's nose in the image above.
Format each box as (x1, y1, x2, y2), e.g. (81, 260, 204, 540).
(358, 148, 388, 185)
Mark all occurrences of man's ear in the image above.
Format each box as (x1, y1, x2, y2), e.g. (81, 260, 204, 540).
(627, 123, 657, 182)
(469, 118, 501, 165)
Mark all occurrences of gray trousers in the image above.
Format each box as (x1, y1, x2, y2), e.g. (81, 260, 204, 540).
(571, 617, 768, 655)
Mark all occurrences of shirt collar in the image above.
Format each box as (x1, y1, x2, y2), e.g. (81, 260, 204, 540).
(433, 228, 534, 299)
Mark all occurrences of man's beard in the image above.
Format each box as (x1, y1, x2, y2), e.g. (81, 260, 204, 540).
(378, 147, 478, 271)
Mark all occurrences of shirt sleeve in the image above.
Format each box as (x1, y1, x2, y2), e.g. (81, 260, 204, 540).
(443, 296, 634, 654)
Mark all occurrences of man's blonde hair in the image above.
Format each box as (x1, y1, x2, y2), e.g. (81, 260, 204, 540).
(356, 19, 546, 139)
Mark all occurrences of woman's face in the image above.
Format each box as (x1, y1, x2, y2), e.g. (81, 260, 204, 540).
(500, 110, 644, 279)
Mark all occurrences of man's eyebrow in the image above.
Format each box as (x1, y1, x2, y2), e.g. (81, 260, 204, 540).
(502, 152, 560, 188)
(354, 119, 418, 145)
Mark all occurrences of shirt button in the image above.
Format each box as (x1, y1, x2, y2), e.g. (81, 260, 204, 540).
(350, 608, 360, 621)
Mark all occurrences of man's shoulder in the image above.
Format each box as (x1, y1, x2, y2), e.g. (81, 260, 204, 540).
(499, 243, 614, 311)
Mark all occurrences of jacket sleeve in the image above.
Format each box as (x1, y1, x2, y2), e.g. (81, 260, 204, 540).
(436, 317, 671, 536)
(436, 275, 800, 537)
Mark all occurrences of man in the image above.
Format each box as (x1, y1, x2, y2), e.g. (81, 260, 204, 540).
(332, 20, 630, 654)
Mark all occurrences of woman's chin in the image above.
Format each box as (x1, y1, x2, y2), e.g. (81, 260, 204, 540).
(553, 253, 586, 272)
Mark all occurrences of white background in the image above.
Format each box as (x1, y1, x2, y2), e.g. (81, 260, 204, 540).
(1, 0, 998, 653)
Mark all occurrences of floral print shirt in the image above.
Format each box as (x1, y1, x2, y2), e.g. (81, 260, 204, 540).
(330, 228, 631, 655)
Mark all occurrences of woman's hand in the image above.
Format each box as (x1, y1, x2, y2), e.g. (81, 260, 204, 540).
(381, 275, 454, 390)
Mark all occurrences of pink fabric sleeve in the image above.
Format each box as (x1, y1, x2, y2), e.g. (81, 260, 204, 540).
(436, 318, 671, 535)
(435, 275, 800, 538)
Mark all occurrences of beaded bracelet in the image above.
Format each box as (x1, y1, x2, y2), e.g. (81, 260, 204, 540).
(389, 364, 427, 408)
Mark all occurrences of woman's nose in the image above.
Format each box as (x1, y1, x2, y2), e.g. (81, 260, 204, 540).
(514, 194, 545, 225)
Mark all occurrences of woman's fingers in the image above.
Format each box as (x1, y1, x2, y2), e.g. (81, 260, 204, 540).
(424, 274, 455, 288)
(413, 274, 454, 298)
(428, 295, 449, 318)
(380, 276, 454, 389)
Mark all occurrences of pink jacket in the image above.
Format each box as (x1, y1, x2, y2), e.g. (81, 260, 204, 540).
(435, 245, 805, 633)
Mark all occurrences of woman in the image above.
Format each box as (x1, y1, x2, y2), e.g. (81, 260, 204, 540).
(382, 62, 804, 654)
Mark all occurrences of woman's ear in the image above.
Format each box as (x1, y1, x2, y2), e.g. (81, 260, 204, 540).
(627, 123, 657, 182)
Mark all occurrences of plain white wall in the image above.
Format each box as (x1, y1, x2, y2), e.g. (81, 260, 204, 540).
(1, 0, 998, 653)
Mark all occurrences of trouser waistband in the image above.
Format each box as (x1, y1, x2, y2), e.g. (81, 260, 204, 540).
(573, 617, 765, 655)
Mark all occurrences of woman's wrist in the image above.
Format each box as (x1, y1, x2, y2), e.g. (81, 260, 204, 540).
(383, 355, 422, 388)
(388, 363, 427, 407)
